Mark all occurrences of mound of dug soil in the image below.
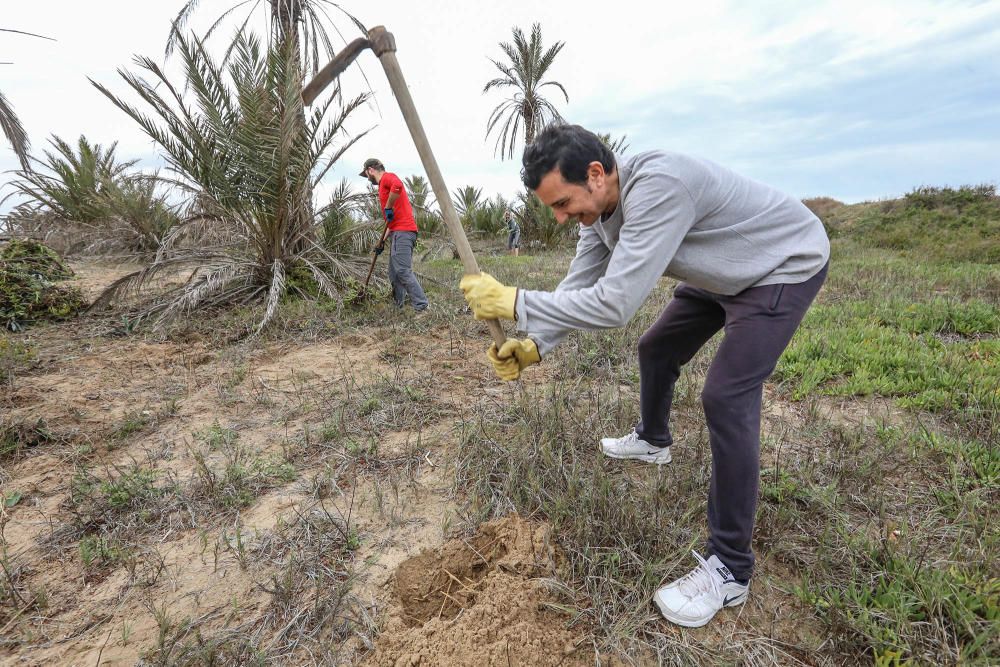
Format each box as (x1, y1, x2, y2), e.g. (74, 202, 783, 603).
(364, 516, 590, 667)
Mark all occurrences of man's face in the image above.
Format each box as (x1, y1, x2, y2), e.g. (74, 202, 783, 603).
(533, 164, 608, 227)
(364, 168, 379, 186)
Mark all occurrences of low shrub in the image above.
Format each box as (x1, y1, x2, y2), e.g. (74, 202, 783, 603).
(903, 184, 996, 211)
(850, 185, 1000, 263)
(0, 239, 74, 281)
(0, 240, 85, 330)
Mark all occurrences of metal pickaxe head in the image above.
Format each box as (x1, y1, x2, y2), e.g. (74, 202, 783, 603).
(301, 27, 395, 106)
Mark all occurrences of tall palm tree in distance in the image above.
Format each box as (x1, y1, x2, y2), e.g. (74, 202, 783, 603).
(483, 23, 568, 160)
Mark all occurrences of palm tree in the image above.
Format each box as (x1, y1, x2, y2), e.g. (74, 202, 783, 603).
(6, 135, 136, 223)
(483, 23, 568, 160)
(404, 174, 432, 212)
(90, 32, 371, 332)
(318, 178, 379, 254)
(452, 185, 483, 222)
(165, 2, 369, 256)
(405, 174, 443, 236)
(598, 132, 630, 154)
(5, 135, 187, 253)
(517, 189, 569, 249)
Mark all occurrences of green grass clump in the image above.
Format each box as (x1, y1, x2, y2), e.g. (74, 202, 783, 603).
(194, 422, 240, 450)
(189, 426, 298, 511)
(72, 465, 164, 524)
(78, 534, 131, 569)
(797, 548, 998, 663)
(0, 418, 54, 462)
(778, 304, 998, 411)
(776, 422, 999, 664)
(66, 464, 175, 571)
(0, 335, 34, 387)
(98, 467, 159, 511)
(778, 241, 1000, 438)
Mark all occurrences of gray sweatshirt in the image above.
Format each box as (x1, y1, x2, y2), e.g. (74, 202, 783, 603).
(515, 150, 830, 355)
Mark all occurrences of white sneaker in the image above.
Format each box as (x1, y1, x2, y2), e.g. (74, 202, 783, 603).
(654, 552, 749, 628)
(599, 429, 671, 465)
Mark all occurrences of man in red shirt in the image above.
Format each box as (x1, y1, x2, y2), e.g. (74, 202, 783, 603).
(360, 158, 429, 312)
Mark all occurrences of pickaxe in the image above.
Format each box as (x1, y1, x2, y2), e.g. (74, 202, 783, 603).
(302, 26, 506, 348)
(352, 220, 387, 304)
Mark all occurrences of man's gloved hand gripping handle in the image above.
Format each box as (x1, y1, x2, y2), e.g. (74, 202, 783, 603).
(488, 337, 540, 381)
(460, 272, 539, 380)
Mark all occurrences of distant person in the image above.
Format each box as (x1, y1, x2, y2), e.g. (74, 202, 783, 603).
(460, 123, 829, 628)
(360, 158, 429, 312)
(505, 208, 521, 256)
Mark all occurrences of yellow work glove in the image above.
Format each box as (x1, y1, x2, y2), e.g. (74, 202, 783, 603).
(487, 338, 541, 381)
(459, 272, 517, 320)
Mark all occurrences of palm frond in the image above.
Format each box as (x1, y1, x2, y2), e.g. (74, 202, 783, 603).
(256, 259, 286, 334)
(0, 90, 32, 171)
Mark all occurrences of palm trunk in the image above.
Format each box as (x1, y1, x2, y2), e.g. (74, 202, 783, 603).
(524, 108, 536, 147)
(270, 0, 302, 48)
(271, 0, 313, 255)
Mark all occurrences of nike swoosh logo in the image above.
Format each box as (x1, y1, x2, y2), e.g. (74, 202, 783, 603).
(723, 593, 745, 606)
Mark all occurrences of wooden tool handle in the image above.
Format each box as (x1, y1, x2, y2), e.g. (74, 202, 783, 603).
(369, 26, 507, 349)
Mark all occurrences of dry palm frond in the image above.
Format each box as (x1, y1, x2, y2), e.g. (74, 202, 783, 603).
(257, 259, 286, 334)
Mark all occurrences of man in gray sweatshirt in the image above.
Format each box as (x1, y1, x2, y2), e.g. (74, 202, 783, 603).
(460, 123, 829, 628)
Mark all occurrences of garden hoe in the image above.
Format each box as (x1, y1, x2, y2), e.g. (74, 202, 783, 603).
(302, 26, 506, 348)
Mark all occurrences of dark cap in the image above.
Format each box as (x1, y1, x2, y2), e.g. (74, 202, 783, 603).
(359, 158, 384, 176)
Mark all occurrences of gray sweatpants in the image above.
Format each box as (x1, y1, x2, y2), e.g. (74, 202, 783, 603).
(388, 231, 428, 311)
(635, 263, 828, 581)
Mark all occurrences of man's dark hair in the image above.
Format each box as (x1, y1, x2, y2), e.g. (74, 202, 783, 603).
(521, 123, 615, 190)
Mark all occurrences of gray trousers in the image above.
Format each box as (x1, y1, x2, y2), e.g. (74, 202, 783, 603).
(507, 227, 521, 249)
(635, 263, 828, 580)
(388, 231, 428, 310)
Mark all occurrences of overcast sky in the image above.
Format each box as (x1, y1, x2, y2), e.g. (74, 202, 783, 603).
(2, 0, 999, 213)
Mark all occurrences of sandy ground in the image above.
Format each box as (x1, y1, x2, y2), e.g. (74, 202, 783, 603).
(2, 261, 502, 664)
